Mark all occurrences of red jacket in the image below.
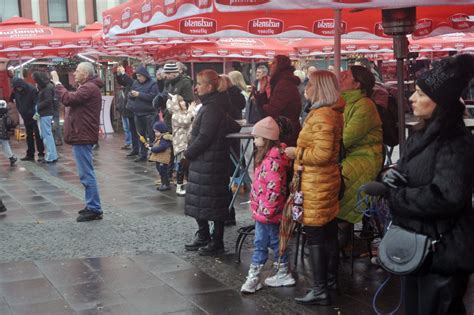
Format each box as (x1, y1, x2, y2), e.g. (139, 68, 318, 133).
(55, 76, 103, 145)
(259, 69, 302, 146)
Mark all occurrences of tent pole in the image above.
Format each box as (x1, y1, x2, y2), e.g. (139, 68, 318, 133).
(334, 9, 342, 80)
(191, 61, 194, 80)
(251, 59, 256, 83)
(223, 58, 226, 74)
(394, 34, 408, 153)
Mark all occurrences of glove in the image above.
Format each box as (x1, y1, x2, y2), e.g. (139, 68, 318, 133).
(33, 113, 40, 121)
(180, 157, 190, 169)
(382, 168, 407, 189)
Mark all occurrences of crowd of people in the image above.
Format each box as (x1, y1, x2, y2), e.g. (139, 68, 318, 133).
(1, 52, 473, 314)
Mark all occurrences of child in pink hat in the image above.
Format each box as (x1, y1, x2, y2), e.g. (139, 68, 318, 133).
(241, 116, 295, 294)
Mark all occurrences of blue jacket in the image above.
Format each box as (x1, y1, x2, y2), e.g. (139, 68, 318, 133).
(119, 66, 158, 116)
(150, 134, 172, 153)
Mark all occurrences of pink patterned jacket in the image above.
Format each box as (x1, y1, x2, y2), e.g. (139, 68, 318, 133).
(250, 144, 290, 224)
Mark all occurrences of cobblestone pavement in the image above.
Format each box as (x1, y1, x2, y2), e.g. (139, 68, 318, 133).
(0, 135, 472, 314)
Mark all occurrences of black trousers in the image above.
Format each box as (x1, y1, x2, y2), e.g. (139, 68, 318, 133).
(127, 116, 139, 154)
(196, 219, 224, 244)
(24, 119, 44, 157)
(134, 114, 155, 158)
(176, 157, 188, 185)
(304, 219, 338, 246)
(405, 272, 469, 315)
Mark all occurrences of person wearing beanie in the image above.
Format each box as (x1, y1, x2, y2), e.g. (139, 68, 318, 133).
(253, 55, 302, 146)
(155, 62, 194, 188)
(163, 63, 179, 74)
(382, 54, 474, 314)
(148, 121, 173, 191)
(241, 116, 294, 294)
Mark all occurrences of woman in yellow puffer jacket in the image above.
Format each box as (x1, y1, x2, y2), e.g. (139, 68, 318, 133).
(286, 70, 344, 306)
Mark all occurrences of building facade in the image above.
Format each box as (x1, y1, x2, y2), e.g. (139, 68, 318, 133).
(0, 0, 127, 31)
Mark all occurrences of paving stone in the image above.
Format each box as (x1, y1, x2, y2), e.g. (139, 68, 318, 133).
(0, 136, 471, 315)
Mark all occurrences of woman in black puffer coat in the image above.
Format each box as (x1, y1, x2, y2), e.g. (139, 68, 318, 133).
(383, 54, 474, 315)
(184, 69, 241, 256)
(32, 71, 58, 163)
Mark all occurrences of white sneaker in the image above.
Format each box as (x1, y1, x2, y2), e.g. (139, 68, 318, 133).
(264, 262, 296, 287)
(241, 264, 264, 294)
(176, 184, 186, 196)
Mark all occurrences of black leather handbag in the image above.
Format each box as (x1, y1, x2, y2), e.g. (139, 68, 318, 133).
(378, 222, 433, 275)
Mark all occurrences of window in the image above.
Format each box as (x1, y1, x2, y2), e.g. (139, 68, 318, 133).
(48, 0, 68, 23)
(0, 0, 21, 21)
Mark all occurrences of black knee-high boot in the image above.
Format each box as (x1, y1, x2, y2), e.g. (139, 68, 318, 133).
(295, 245, 330, 305)
(327, 239, 339, 291)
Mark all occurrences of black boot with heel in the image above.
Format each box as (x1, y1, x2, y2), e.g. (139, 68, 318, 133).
(295, 245, 331, 306)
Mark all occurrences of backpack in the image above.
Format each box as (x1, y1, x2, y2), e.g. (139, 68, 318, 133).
(373, 85, 399, 147)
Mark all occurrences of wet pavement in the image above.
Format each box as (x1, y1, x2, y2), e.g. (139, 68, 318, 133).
(0, 135, 472, 314)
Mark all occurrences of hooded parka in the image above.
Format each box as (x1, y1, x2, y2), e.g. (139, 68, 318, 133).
(33, 72, 55, 117)
(11, 78, 37, 122)
(337, 89, 383, 224)
(120, 66, 158, 116)
(184, 92, 240, 221)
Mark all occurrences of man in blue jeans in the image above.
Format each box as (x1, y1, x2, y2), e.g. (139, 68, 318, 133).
(51, 63, 103, 222)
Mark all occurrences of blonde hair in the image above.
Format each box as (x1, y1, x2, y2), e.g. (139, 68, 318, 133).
(228, 71, 248, 92)
(197, 69, 220, 91)
(307, 70, 340, 106)
(217, 74, 232, 92)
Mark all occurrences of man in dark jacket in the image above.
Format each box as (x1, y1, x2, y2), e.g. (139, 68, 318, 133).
(51, 62, 103, 222)
(115, 66, 140, 156)
(11, 77, 45, 161)
(117, 65, 158, 162)
(156, 63, 194, 131)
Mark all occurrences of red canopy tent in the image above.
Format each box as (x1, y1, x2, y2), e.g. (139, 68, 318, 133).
(156, 37, 293, 61)
(103, 1, 474, 150)
(0, 17, 91, 57)
(102, 0, 474, 38)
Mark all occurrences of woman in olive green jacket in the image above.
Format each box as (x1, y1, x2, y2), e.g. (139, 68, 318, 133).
(337, 66, 383, 225)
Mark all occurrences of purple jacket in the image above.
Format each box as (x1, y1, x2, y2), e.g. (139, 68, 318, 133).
(55, 76, 103, 145)
(250, 144, 290, 224)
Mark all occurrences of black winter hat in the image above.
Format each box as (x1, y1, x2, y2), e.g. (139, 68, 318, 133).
(417, 54, 474, 106)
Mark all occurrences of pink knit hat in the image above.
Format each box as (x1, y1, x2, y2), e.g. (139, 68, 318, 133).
(251, 117, 279, 141)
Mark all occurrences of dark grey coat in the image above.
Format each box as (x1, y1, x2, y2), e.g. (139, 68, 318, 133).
(388, 107, 474, 274)
(184, 92, 240, 221)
